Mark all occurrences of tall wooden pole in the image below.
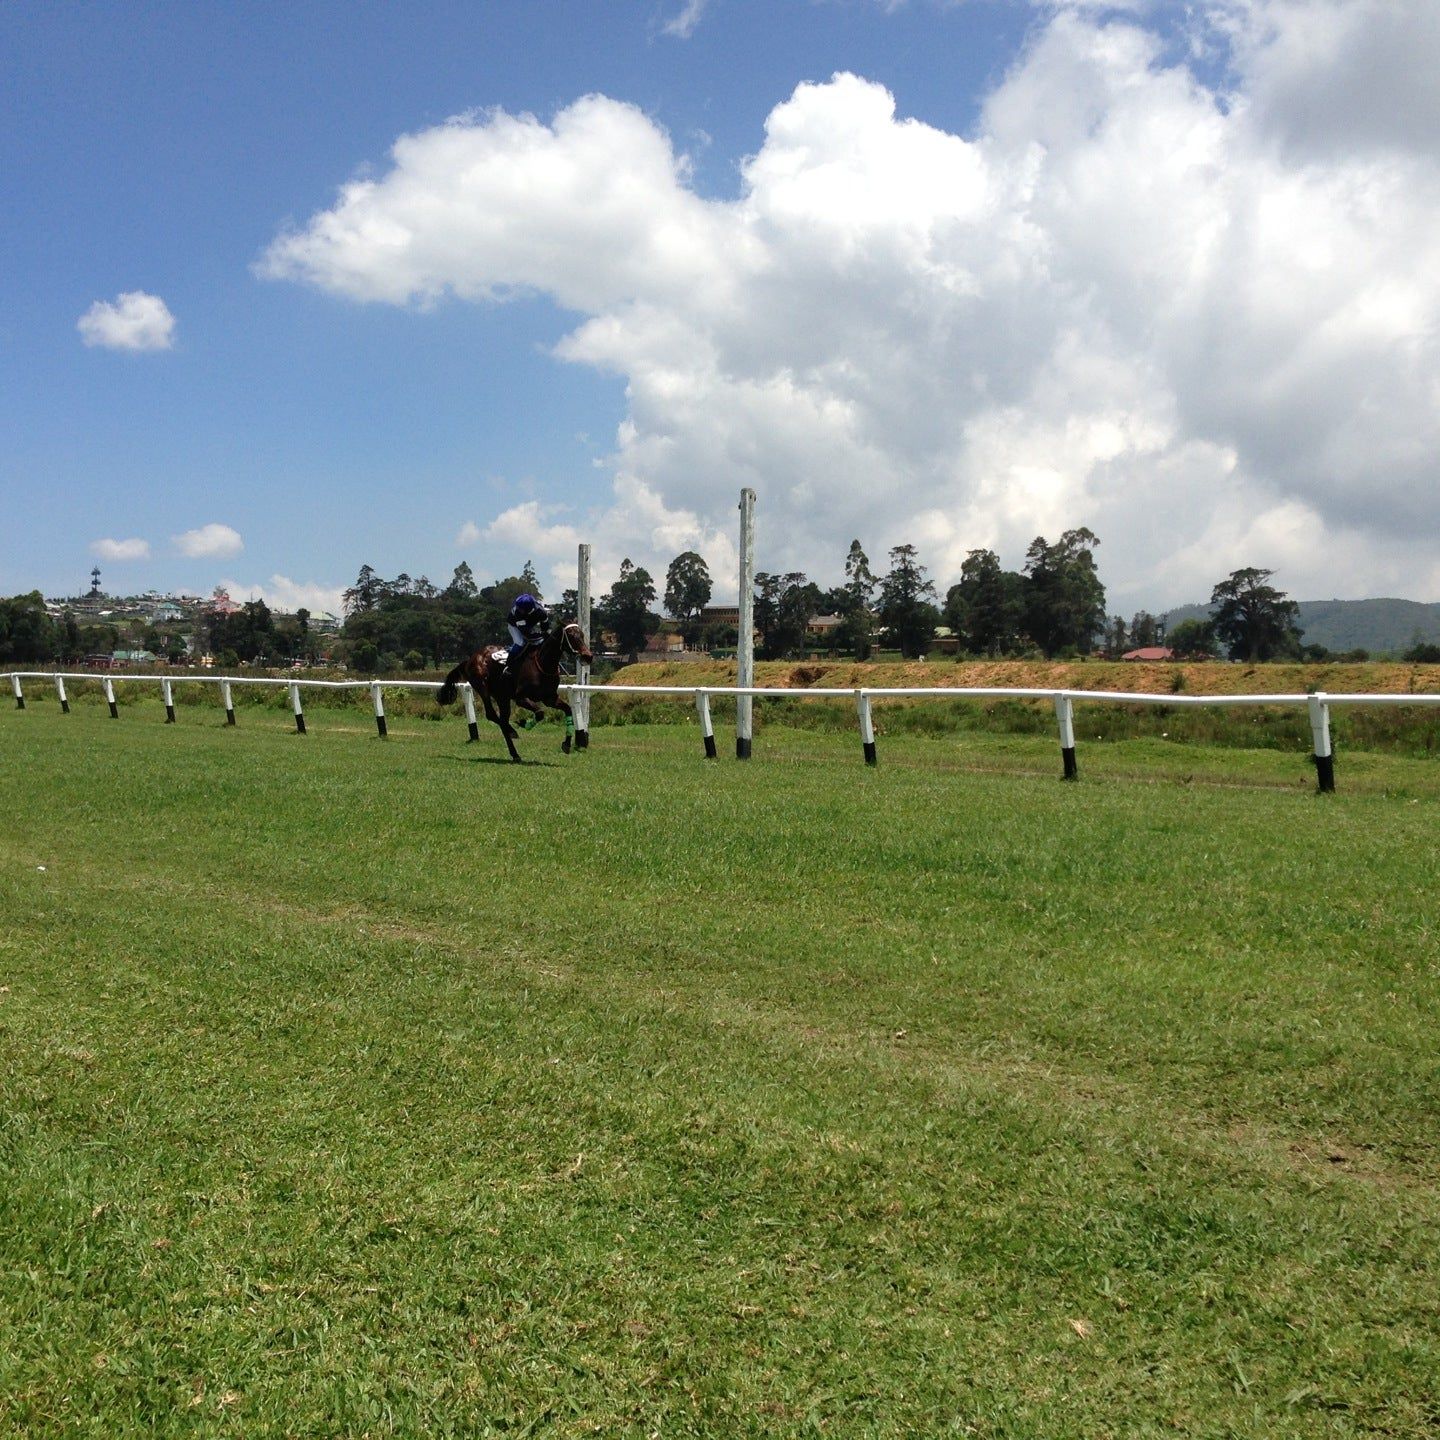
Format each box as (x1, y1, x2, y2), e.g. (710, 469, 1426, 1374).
(736, 488, 755, 759)
(576, 542, 592, 749)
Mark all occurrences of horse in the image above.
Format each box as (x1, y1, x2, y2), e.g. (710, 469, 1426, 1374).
(437, 621, 593, 762)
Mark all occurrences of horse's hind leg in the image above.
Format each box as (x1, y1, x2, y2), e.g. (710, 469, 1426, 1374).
(496, 697, 523, 763)
(510, 695, 545, 732)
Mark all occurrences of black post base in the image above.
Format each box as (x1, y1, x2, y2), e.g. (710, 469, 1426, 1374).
(376, 715, 388, 738)
(467, 720, 479, 742)
(576, 729, 589, 750)
(295, 715, 307, 735)
(226, 709, 236, 726)
(15, 697, 24, 710)
(1061, 746, 1078, 781)
(703, 734, 717, 759)
(60, 700, 70, 714)
(863, 740, 877, 766)
(108, 701, 118, 719)
(736, 736, 752, 760)
(165, 706, 176, 723)
(1314, 753, 1335, 793)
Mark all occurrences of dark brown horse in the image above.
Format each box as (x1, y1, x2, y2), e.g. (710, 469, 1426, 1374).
(437, 621, 593, 761)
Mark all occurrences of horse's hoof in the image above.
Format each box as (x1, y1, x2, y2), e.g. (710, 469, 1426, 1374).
(561, 738, 572, 755)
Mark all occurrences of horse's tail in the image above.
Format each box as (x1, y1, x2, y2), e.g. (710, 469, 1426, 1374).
(437, 660, 466, 707)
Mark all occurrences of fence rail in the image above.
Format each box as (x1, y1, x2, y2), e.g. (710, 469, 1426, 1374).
(6, 670, 1440, 793)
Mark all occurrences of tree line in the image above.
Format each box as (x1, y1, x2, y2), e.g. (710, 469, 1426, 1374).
(4, 548, 1435, 668)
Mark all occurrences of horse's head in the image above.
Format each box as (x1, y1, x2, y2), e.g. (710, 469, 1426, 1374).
(561, 622, 594, 664)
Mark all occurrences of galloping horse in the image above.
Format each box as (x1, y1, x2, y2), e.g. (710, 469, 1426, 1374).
(437, 621, 593, 762)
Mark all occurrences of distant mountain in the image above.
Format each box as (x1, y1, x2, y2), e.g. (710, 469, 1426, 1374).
(1162, 598, 1440, 655)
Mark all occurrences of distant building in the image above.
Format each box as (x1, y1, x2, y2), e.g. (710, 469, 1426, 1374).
(1122, 646, 1175, 661)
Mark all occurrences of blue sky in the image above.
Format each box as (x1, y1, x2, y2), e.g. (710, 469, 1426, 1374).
(4, 1, 1438, 612)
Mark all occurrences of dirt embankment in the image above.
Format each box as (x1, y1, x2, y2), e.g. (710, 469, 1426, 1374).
(612, 658, 1440, 697)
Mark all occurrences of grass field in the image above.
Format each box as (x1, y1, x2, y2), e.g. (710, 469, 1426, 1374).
(2, 701, 1438, 1436)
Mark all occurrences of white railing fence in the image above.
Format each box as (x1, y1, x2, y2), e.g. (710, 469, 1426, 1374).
(6, 670, 1440, 793)
(2, 670, 477, 742)
(556, 681, 1440, 793)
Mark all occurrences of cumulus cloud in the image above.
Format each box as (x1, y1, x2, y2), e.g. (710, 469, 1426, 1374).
(77, 292, 176, 351)
(90, 537, 151, 562)
(459, 485, 739, 599)
(262, 0, 1440, 605)
(218, 575, 347, 616)
(173, 523, 244, 559)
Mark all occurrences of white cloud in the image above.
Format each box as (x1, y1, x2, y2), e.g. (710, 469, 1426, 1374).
(218, 575, 346, 616)
(77, 292, 176, 351)
(661, 0, 710, 39)
(173, 524, 244, 559)
(263, 1, 1440, 605)
(90, 537, 151, 562)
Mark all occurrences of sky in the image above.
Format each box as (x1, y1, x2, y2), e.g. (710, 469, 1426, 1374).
(3, 0, 1439, 616)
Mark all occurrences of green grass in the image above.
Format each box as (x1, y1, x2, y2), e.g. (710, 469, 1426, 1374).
(2, 703, 1438, 1437)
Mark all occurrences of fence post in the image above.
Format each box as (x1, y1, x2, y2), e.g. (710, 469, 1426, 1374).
(696, 690, 717, 758)
(462, 682, 479, 742)
(162, 678, 176, 723)
(11, 674, 23, 710)
(856, 690, 877, 766)
(1308, 693, 1335, 792)
(576, 542, 592, 749)
(222, 679, 236, 726)
(1055, 693, 1078, 780)
(371, 681, 387, 738)
(736, 487, 755, 759)
(103, 676, 118, 719)
(56, 675, 69, 713)
(289, 681, 306, 735)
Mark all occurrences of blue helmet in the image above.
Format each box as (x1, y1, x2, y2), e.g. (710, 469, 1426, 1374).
(512, 593, 539, 614)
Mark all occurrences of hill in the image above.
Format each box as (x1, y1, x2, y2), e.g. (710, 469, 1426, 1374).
(1163, 597, 1440, 654)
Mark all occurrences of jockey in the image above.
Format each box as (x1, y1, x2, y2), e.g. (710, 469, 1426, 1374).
(505, 593, 550, 668)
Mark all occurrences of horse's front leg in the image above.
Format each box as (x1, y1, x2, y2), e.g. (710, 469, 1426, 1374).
(551, 697, 576, 754)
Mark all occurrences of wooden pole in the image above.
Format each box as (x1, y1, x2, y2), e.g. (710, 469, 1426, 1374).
(736, 488, 755, 759)
(576, 542, 592, 749)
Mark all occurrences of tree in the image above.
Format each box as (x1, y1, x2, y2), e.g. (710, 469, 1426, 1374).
(753, 572, 821, 659)
(0, 592, 57, 663)
(664, 552, 712, 638)
(1168, 617, 1217, 659)
(1209, 568, 1302, 661)
(836, 540, 876, 658)
(1129, 610, 1160, 648)
(1023, 529, 1106, 657)
(207, 598, 274, 663)
(877, 545, 939, 658)
(445, 562, 479, 601)
(1404, 638, 1440, 663)
(945, 549, 1027, 655)
(344, 565, 381, 616)
(598, 559, 658, 660)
